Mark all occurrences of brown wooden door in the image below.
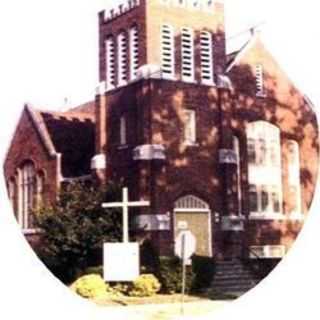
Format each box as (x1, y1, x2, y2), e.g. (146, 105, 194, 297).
(174, 211, 211, 257)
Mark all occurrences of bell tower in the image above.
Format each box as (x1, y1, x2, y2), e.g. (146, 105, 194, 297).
(98, 0, 226, 90)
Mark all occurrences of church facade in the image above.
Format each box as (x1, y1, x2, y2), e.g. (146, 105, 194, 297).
(4, 0, 319, 261)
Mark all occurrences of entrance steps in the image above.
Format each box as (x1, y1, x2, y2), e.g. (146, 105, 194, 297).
(207, 259, 261, 298)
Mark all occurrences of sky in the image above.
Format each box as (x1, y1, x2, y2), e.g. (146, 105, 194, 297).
(0, 0, 319, 159)
(0, 2, 320, 318)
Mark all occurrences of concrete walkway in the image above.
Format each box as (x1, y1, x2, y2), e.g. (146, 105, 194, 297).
(98, 299, 229, 320)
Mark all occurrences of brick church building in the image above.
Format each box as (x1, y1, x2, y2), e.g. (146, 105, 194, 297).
(4, 0, 319, 264)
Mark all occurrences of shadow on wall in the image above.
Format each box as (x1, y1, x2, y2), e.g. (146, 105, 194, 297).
(103, 57, 319, 252)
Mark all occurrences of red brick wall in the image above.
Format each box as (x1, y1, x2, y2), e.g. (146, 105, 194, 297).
(97, 7, 319, 257)
(100, 70, 319, 256)
(227, 37, 319, 251)
(98, 1, 148, 84)
(3, 108, 60, 213)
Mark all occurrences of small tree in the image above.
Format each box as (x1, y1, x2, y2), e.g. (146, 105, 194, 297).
(34, 181, 122, 283)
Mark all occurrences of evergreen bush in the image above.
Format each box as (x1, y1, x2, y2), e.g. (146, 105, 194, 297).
(71, 274, 108, 299)
(129, 274, 161, 297)
(157, 256, 195, 294)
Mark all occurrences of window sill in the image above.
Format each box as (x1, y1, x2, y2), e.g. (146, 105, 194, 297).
(181, 78, 196, 84)
(117, 144, 129, 150)
(289, 214, 305, 221)
(22, 228, 42, 235)
(223, 214, 246, 221)
(249, 213, 305, 221)
(183, 142, 199, 147)
(256, 92, 267, 98)
(162, 75, 176, 81)
(249, 213, 286, 220)
(201, 81, 216, 87)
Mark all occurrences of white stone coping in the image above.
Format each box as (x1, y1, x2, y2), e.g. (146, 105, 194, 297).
(91, 154, 107, 170)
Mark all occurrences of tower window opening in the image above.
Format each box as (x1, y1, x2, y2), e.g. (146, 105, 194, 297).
(129, 26, 139, 80)
(161, 24, 175, 79)
(181, 27, 194, 82)
(117, 32, 128, 86)
(200, 31, 214, 84)
(106, 37, 116, 90)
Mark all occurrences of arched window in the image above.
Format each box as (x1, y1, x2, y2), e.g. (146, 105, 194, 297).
(106, 36, 116, 90)
(200, 31, 214, 84)
(19, 161, 36, 229)
(36, 171, 45, 210)
(161, 24, 175, 79)
(181, 27, 194, 82)
(246, 121, 283, 218)
(287, 140, 301, 216)
(7, 177, 15, 203)
(249, 185, 258, 213)
(233, 136, 242, 215)
(129, 26, 139, 80)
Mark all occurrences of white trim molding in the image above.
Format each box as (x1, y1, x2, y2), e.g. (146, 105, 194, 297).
(221, 215, 245, 231)
(133, 144, 166, 160)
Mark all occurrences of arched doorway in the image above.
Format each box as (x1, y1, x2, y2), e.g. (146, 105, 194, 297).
(174, 195, 212, 257)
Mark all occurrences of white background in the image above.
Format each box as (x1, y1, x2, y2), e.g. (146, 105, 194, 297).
(0, 0, 320, 319)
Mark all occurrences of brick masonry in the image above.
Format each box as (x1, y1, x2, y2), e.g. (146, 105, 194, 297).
(4, 1, 319, 260)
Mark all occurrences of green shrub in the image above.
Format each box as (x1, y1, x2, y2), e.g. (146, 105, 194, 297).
(83, 265, 103, 277)
(129, 274, 161, 297)
(191, 255, 215, 291)
(157, 256, 195, 294)
(71, 274, 108, 299)
(34, 181, 122, 283)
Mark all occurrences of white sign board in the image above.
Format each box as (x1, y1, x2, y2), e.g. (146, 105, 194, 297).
(103, 242, 140, 282)
(175, 230, 196, 261)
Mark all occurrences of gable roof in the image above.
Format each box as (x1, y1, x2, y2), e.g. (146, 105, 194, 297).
(24, 102, 96, 178)
(40, 109, 95, 177)
(225, 34, 258, 73)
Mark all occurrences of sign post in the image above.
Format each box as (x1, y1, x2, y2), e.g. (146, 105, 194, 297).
(102, 187, 150, 281)
(175, 230, 196, 315)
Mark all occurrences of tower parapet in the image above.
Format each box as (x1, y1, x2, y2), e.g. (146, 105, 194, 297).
(101, 0, 141, 23)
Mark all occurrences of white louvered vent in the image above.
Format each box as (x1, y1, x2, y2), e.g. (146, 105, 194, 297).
(181, 27, 194, 82)
(161, 24, 175, 79)
(200, 31, 214, 84)
(250, 245, 285, 259)
(106, 37, 116, 90)
(175, 195, 209, 210)
(255, 64, 264, 96)
(129, 26, 139, 80)
(117, 32, 127, 86)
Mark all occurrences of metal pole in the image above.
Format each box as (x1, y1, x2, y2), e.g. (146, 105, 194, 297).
(123, 187, 129, 243)
(181, 233, 186, 316)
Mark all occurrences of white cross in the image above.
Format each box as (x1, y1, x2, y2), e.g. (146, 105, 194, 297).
(102, 187, 150, 243)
